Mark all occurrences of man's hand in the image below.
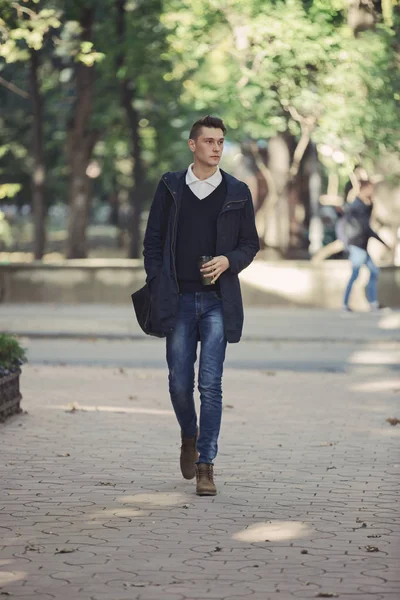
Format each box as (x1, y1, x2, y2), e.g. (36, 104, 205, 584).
(201, 255, 230, 284)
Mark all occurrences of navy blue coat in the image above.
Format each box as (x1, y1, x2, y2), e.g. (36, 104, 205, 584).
(143, 169, 260, 343)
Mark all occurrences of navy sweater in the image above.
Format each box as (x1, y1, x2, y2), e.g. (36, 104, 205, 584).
(175, 178, 227, 293)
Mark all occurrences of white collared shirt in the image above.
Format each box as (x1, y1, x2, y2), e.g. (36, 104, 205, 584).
(185, 164, 223, 200)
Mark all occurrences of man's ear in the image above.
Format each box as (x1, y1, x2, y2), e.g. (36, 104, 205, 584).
(188, 138, 196, 153)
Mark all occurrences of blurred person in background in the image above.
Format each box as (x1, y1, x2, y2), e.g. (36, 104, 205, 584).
(143, 115, 259, 496)
(338, 180, 391, 312)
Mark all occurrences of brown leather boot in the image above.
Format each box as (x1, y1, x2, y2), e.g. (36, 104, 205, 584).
(195, 463, 217, 496)
(180, 432, 198, 480)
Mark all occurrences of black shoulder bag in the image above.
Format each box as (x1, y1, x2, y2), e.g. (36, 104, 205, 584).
(131, 193, 172, 337)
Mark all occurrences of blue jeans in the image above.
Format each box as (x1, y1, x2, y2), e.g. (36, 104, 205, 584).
(344, 245, 380, 307)
(166, 292, 227, 464)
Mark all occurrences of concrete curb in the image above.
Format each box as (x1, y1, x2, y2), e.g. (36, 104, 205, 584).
(7, 330, 400, 343)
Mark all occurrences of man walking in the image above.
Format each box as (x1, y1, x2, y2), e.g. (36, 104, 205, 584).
(340, 180, 390, 311)
(143, 116, 259, 495)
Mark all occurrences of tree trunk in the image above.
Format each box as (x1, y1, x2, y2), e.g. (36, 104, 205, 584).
(29, 48, 46, 260)
(116, 0, 145, 259)
(250, 143, 278, 249)
(266, 136, 291, 253)
(286, 126, 314, 253)
(66, 138, 96, 258)
(66, 7, 97, 259)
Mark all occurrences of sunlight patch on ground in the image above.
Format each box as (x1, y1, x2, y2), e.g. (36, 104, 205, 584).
(0, 571, 26, 586)
(351, 379, 400, 392)
(349, 349, 400, 365)
(92, 507, 148, 518)
(42, 404, 175, 416)
(233, 521, 311, 543)
(369, 427, 400, 438)
(378, 313, 400, 330)
(117, 492, 189, 508)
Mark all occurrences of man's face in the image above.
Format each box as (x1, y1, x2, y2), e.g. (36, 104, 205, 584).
(360, 183, 374, 203)
(188, 127, 225, 167)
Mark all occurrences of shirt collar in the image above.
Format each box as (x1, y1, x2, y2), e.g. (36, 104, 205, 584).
(186, 164, 221, 187)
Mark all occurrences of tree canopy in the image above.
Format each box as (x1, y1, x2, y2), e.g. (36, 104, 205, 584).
(0, 0, 399, 256)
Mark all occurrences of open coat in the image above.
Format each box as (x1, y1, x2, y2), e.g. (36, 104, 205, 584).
(143, 169, 260, 343)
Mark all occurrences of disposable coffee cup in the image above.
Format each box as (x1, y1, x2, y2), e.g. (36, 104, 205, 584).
(198, 255, 214, 286)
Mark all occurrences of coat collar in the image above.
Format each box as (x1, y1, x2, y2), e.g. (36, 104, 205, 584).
(163, 169, 248, 203)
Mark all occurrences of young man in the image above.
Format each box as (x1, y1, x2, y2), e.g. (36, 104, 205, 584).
(143, 115, 259, 496)
(341, 180, 390, 311)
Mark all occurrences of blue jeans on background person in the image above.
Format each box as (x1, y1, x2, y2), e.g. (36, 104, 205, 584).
(166, 292, 227, 464)
(344, 245, 380, 308)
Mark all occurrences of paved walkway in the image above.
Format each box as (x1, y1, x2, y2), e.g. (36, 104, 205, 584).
(1, 364, 399, 599)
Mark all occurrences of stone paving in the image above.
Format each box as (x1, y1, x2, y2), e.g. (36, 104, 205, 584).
(1, 365, 400, 600)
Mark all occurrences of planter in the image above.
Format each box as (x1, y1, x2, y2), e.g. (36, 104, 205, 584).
(0, 369, 22, 422)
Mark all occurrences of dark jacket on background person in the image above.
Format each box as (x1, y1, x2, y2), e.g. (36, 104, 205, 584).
(337, 197, 385, 250)
(143, 169, 260, 343)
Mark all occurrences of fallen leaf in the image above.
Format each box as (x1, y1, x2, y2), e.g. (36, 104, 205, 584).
(326, 466, 337, 470)
(301, 549, 308, 554)
(55, 548, 76, 554)
(315, 594, 339, 598)
(128, 395, 137, 401)
(367, 534, 381, 538)
(386, 417, 400, 426)
(25, 545, 41, 552)
(181, 504, 190, 509)
(214, 546, 222, 552)
(364, 545, 379, 552)
(225, 405, 234, 409)
(96, 481, 116, 487)
(56, 453, 70, 457)
(65, 402, 86, 413)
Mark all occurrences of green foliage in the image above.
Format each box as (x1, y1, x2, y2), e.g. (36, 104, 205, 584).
(1, 0, 399, 242)
(0, 334, 27, 371)
(0, 184, 22, 199)
(0, 3, 61, 62)
(164, 0, 399, 172)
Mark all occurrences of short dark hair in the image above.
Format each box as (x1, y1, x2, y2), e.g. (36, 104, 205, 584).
(189, 115, 226, 140)
(359, 179, 373, 189)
